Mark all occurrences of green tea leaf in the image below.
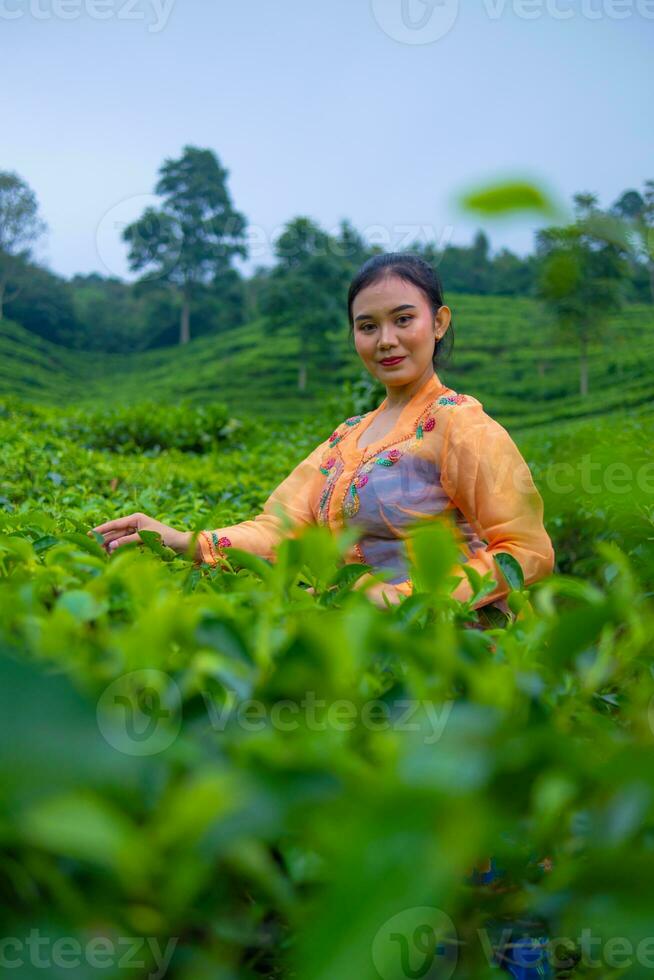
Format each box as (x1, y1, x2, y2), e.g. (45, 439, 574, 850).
(459, 179, 559, 217)
(494, 551, 525, 591)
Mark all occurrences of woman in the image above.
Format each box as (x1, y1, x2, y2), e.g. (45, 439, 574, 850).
(90, 253, 557, 976)
(90, 253, 555, 615)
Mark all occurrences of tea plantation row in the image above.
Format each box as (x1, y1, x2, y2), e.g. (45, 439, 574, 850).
(1, 393, 653, 978)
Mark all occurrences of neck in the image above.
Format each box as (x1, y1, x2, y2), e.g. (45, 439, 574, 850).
(383, 365, 436, 410)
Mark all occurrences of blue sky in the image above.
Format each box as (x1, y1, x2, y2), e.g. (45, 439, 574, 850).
(2, 0, 652, 281)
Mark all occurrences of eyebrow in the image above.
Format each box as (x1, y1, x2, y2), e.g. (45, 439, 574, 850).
(354, 304, 417, 323)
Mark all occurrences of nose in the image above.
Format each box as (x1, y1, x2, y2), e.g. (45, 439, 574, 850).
(377, 322, 399, 347)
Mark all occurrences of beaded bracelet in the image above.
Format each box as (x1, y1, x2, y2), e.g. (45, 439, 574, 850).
(199, 530, 232, 568)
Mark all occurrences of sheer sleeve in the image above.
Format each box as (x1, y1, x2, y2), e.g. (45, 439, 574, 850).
(440, 405, 555, 608)
(196, 437, 330, 567)
(394, 405, 555, 608)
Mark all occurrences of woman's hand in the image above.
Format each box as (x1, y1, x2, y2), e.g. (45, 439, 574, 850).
(87, 512, 194, 557)
(304, 573, 404, 610)
(357, 580, 404, 609)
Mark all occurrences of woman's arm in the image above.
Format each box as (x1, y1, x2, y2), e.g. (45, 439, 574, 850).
(440, 404, 555, 608)
(89, 439, 330, 564)
(195, 438, 329, 567)
(394, 404, 555, 608)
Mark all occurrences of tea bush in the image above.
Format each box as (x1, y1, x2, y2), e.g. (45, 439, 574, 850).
(1, 397, 653, 979)
(66, 399, 238, 454)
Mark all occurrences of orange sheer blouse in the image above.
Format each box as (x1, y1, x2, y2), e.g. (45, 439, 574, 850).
(197, 371, 555, 608)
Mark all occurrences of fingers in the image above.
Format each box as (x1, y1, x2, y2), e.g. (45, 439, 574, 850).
(366, 583, 402, 609)
(106, 532, 143, 553)
(95, 528, 132, 547)
(88, 513, 144, 535)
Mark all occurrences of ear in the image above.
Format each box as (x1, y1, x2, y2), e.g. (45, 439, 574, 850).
(434, 305, 452, 338)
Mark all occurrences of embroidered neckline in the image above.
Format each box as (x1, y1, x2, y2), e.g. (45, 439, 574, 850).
(319, 379, 469, 526)
(340, 392, 469, 520)
(359, 390, 464, 465)
(327, 414, 369, 448)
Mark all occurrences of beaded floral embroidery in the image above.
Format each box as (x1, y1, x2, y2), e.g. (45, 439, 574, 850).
(201, 530, 232, 566)
(317, 414, 368, 525)
(341, 392, 467, 520)
(318, 453, 344, 526)
(327, 414, 367, 448)
(343, 448, 403, 518)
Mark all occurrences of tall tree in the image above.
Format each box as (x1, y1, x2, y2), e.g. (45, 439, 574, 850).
(5, 262, 76, 344)
(492, 248, 538, 296)
(0, 171, 47, 320)
(122, 146, 248, 344)
(611, 182, 654, 303)
(258, 218, 355, 392)
(535, 193, 627, 397)
(415, 229, 493, 295)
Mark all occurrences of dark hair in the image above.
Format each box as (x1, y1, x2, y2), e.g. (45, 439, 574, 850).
(346, 252, 454, 369)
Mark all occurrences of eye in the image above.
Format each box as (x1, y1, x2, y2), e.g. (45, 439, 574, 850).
(397, 315, 413, 325)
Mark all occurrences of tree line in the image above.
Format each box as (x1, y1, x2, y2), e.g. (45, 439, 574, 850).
(1, 147, 653, 396)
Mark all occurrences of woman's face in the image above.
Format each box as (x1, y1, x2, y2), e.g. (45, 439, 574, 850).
(351, 274, 451, 387)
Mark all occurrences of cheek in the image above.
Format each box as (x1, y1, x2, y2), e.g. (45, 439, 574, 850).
(354, 333, 373, 355)
(410, 323, 435, 348)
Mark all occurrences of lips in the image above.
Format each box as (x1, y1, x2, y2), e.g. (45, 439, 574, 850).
(379, 356, 406, 365)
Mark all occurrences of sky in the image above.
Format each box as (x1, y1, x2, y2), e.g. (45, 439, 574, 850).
(2, 0, 653, 282)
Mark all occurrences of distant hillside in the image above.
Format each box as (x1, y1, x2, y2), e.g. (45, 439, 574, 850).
(2, 294, 653, 430)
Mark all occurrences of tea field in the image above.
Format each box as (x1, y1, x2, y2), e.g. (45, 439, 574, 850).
(1, 302, 654, 979)
(3, 294, 654, 428)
